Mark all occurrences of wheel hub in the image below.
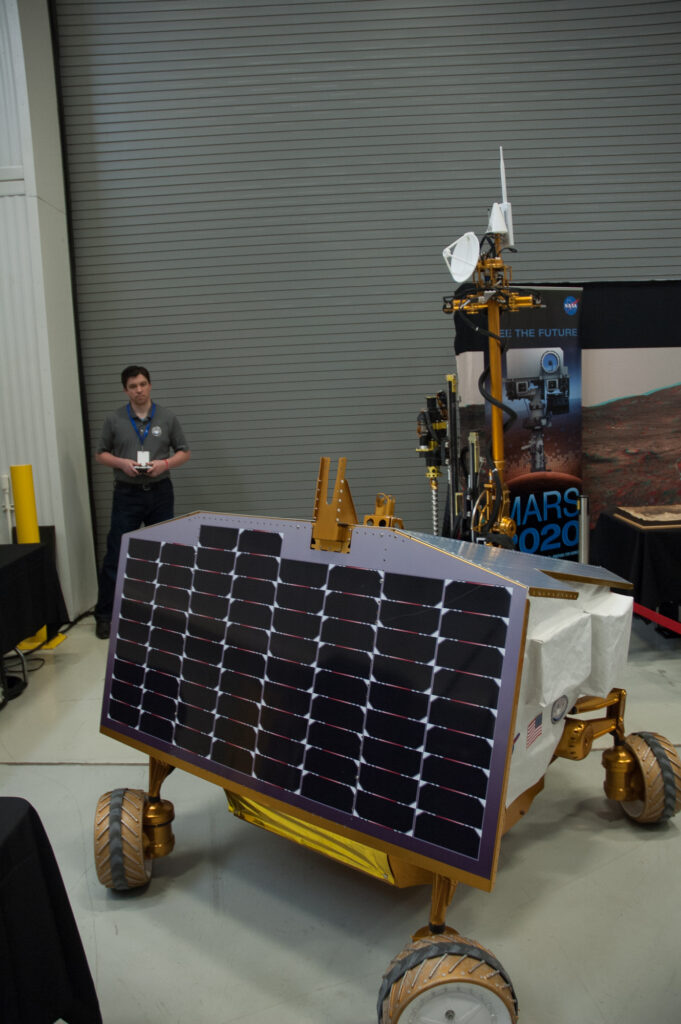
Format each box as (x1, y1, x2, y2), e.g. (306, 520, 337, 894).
(402, 982, 513, 1023)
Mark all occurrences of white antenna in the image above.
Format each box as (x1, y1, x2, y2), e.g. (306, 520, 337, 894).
(442, 231, 480, 284)
(487, 203, 508, 235)
(498, 145, 515, 247)
(443, 147, 516, 278)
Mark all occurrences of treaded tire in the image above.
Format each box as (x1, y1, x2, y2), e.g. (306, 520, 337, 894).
(94, 788, 152, 890)
(378, 934, 518, 1023)
(621, 732, 681, 824)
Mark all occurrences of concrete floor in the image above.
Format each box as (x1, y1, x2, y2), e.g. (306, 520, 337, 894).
(1, 615, 680, 1023)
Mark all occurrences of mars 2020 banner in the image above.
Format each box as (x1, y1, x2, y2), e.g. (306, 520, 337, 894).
(497, 287, 583, 558)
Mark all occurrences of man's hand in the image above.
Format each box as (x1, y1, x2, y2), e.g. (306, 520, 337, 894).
(122, 460, 142, 478)
(147, 460, 167, 478)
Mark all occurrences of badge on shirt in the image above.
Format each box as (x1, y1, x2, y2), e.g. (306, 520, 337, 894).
(151, 425, 162, 436)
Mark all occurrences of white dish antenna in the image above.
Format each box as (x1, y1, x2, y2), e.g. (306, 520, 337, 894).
(442, 230, 480, 283)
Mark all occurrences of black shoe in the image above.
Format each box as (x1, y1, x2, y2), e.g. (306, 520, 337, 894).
(95, 618, 110, 640)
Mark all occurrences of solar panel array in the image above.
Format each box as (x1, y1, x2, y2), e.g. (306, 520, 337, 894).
(103, 520, 516, 877)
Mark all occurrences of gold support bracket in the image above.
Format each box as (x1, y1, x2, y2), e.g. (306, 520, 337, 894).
(552, 688, 643, 803)
(412, 873, 459, 940)
(364, 492, 404, 529)
(143, 756, 176, 860)
(311, 456, 359, 552)
(554, 687, 628, 762)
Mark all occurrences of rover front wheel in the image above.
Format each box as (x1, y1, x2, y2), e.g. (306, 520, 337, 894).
(621, 732, 681, 824)
(378, 933, 518, 1023)
(94, 788, 152, 890)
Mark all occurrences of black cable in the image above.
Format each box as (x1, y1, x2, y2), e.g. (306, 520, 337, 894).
(1, 609, 97, 668)
(423, 407, 442, 445)
(60, 608, 96, 634)
(455, 302, 518, 431)
(459, 447, 469, 480)
(477, 363, 517, 428)
(0, 610, 97, 705)
(3, 655, 45, 673)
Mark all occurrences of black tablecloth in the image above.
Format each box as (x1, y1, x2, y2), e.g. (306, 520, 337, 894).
(0, 544, 68, 654)
(0, 797, 102, 1024)
(591, 510, 681, 610)
(0, 544, 68, 702)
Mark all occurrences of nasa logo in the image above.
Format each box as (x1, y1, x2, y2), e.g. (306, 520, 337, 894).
(551, 695, 569, 723)
(564, 295, 579, 316)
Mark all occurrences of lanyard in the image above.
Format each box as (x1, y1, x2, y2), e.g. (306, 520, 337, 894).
(127, 402, 156, 447)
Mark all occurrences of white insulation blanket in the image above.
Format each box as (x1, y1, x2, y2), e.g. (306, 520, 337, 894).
(505, 584, 632, 807)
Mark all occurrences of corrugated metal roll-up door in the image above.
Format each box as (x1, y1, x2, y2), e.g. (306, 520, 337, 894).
(50, 0, 681, 556)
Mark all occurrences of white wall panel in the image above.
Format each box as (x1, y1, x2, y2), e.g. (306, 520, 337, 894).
(0, 1, 23, 174)
(0, 0, 96, 615)
(0, 199, 53, 519)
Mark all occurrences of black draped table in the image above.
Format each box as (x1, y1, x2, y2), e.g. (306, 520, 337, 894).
(591, 508, 681, 612)
(0, 797, 102, 1024)
(0, 543, 68, 704)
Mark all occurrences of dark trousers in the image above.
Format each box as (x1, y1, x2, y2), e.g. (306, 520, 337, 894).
(95, 478, 174, 620)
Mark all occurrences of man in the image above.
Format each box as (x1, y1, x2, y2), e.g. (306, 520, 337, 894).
(94, 365, 191, 638)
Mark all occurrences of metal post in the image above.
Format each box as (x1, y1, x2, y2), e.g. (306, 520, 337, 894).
(578, 494, 590, 563)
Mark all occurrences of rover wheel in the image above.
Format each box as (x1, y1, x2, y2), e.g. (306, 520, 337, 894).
(378, 933, 518, 1023)
(621, 732, 681, 824)
(94, 788, 152, 890)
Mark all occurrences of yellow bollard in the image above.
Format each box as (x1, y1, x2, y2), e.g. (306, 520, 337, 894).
(10, 465, 64, 650)
(10, 465, 41, 544)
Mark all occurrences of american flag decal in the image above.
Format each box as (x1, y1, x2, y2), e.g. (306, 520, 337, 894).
(526, 713, 542, 748)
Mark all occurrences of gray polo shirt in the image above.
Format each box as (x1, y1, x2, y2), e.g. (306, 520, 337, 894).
(97, 403, 189, 485)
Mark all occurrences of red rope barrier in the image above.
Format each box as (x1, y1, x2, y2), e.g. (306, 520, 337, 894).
(633, 603, 681, 635)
